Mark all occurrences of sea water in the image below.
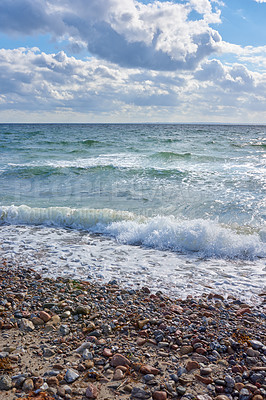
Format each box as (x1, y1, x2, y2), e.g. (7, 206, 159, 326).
(0, 124, 265, 302)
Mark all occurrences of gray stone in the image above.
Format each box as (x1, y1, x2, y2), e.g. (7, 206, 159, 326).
(239, 388, 251, 400)
(20, 318, 35, 332)
(82, 349, 93, 360)
(131, 387, 151, 399)
(65, 369, 79, 383)
(250, 340, 263, 350)
(60, 325, 70, 336)
(225, 375, 235, 388)
(0, 375, 12, 390)
(43, 348, 55, 358)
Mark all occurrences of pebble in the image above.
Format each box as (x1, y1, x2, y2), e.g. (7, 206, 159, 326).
(0, 375, 12, 390)
(20, 318, 35, 332)
(39, 310, 51, 322)
(131, 387, 151, 399)
(85, 383, 98, 398)
(22, 378, 34, 392)
(110, 353, 131, 367)
(152, 391, 167, 400)
(65, 368, 80, 383)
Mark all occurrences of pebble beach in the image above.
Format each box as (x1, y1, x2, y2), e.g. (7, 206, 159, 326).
(0, 258, 265, 400)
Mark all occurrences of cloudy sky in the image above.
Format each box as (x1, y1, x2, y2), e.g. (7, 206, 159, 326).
(0, 0, 265, 123)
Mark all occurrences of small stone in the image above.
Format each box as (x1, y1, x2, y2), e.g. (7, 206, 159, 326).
(76, 305, 90, 315)
(110, 353, 131, 367)
(214, 396, 230, 400)
(197, 395, 212, 400)
(39, 311, 51, 322)
(43, 348, 55, 357)
(138, 319, 150, 329)
(140, 365, 160, 375)
(65, 369, 79, 383)
(113, 369, 124, 380)
(0, 375, 12, 390)
(239, 388, 251, 400)
(196, 374, 213, 385)
(131, 387, 151, 399)
(252, 396, 263, 400)
(152, 390, 167, 400)
(47, 377, 59, 387)
(235, 383, 245, 391)
(225, 375, 235, 388)
(85, 383, 97, 398)
(180, 346, 193, 355)
(250, 340, 263, 350)
(61, 310, 71, 319)
(176, 386, 187, 395)
(49, 315, 61, 325)
(20, 318, 35, 332)
(200, 367, 212, 376)
(186, 360, 200, 371)
(31, 317, 45, 326)
(82, 349, 93, 360)
(102, 348, 112, 357)
(60, 325, 70, 336)
(22, 378, 34, 392)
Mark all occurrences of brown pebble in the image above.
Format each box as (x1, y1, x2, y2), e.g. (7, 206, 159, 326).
(195, 374, 213, 385)
(152, 391, 167, 400)
(140, 365, 160, 375)
(39, 310, 51, 322)
(113, 369, 124, 380)
(47, 376, 59, 387)
(214, 396, 231, 400)
(137, 338, 147, 346)
(186, 360, 200, 371)
(252, 396, 263, 400)
(110, 353, 131, 367)
(235, 383, 245, 392)
(180, 345, 193, 355)
(102, 348, 112, 357)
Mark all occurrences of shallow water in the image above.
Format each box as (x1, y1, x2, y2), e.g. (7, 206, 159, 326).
(0, 123, 265, 302)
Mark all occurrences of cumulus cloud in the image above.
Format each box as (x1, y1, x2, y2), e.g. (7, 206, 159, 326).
(0, 0, 222, 71)
(0, 47, 265, 123)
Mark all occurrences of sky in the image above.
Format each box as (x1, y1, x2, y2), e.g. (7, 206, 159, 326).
(0, 0, 265, 123)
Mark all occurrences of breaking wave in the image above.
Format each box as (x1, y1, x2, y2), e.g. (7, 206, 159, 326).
(0, 205, 265, 260)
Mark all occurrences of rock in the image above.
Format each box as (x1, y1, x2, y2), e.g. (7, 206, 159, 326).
(200, 367, 212, 376)
(176, 386, 186, 395)
(214, 396, 231, 400)
(239, 388, 251, 400)
(85, 383, 97, 398)
(82, 349, 93, 360)
(250, 340, 263, 350)
(22, 378, 34, 392)
(180, 346, 193, 355)
(140, 365, 160, 375)
(197, 396, 212, 400)
(49, 315, 61, 325)
(195, 374, 213, 385)
(20, 318, 35, 332)
(76, 305, 90, 315)
(31, 317, 45, 326)
(235, 383, 245, 391)
(43, 348, 55, 357)
(65, 369, 79, 383)
(113, 369, 124, 380)
(39, 311, 51, 322)
(152, 391, 167, 400)
(47, 377, 59, 387)
(110, 353, 131, 367)
(61, 310, 71, 319)
(186, 360, 200, 371)
(0, 375, 12, 390)
(225, 375, 235, 388)
(60, 324, 70, 336)
(138, 319, 150, 329)
(131, 387, 151, 399)
(102, 348, 112, 357)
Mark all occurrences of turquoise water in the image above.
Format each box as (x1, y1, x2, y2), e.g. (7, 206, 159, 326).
(0, 123, 265, 300)
(0, 123, 265, 226)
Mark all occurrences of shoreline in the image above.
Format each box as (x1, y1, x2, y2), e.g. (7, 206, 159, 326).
(0, 258, 266, 400)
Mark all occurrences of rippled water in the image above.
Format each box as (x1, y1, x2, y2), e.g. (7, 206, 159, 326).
(0, 123, 265, 301)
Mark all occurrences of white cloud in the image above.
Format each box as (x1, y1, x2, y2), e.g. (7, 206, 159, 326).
(0, 0, 222, 71)
(254, 1, 266, 3)
(0, 48, 265, 123)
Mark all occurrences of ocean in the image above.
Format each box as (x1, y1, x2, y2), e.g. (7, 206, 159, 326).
(0, 123, 265, 302)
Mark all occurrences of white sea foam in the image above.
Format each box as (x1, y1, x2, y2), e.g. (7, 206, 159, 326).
(0, 205, 265, 259)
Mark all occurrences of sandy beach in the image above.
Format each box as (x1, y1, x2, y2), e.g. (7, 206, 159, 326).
(0, 258, 265, 400)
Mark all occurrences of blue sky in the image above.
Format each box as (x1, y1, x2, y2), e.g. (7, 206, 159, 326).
(0, 0, 265, 123)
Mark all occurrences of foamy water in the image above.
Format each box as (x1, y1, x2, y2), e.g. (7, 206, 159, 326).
(0, 123, 265, 302)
